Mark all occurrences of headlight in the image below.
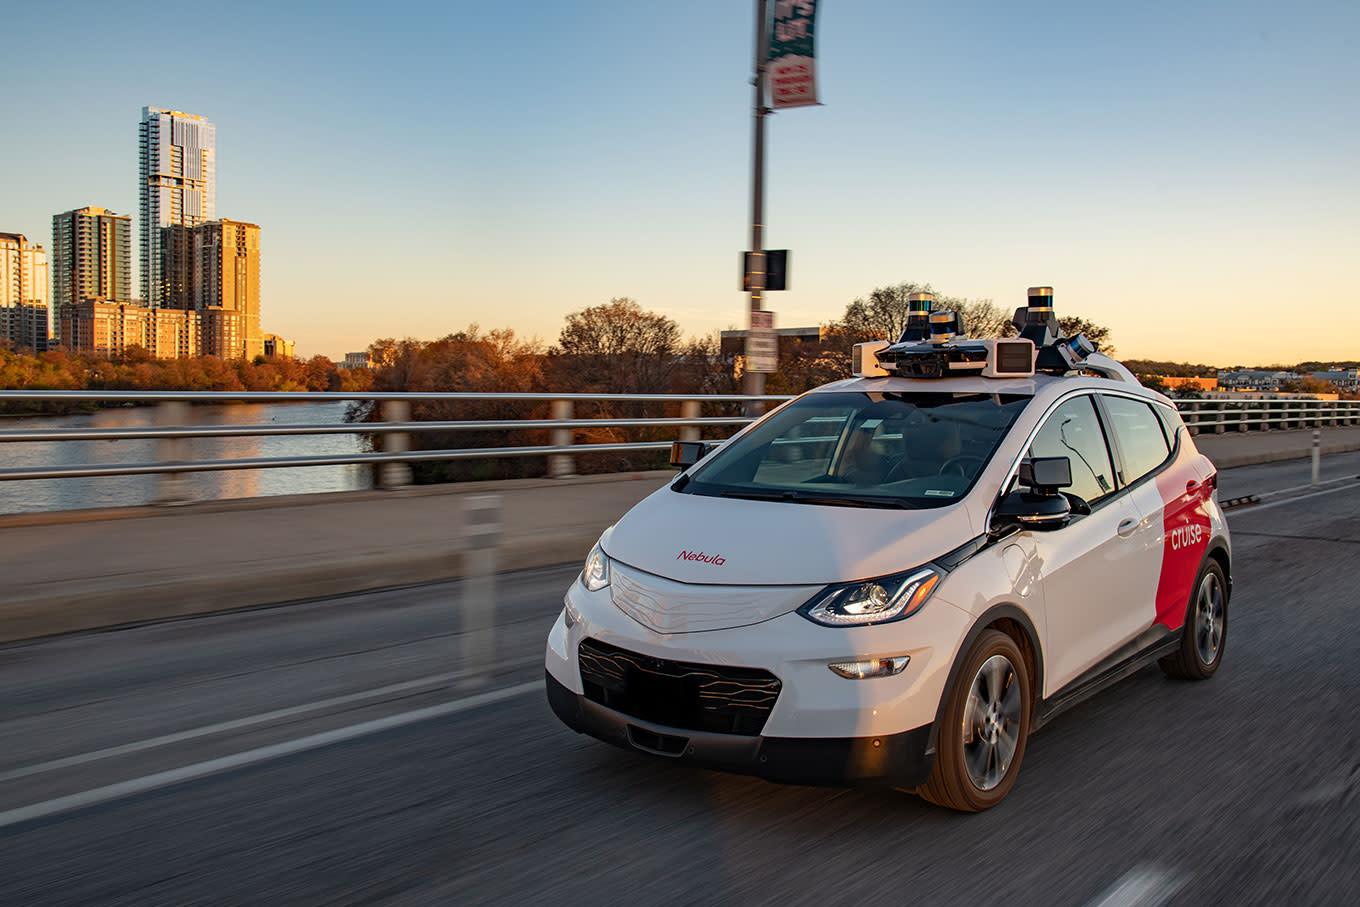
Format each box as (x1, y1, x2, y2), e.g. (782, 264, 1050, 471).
(799, 566, 943, 627)
(581, 542, 611, 592)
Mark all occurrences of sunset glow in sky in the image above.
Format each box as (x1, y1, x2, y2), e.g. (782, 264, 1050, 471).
(2, 0, 1356, 364)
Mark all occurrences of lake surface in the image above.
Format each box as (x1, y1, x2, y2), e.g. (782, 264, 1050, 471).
(0, 402, 372, 514)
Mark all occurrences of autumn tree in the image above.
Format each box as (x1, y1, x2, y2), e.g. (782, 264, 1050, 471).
(354, 326, 548, 482)
(550, 297, 682, 395)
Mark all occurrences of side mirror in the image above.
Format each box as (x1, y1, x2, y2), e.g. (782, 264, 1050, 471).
(670, 440, 712, 469)
(993, 489, 1072, 532)
(993, 457, 1075, 532)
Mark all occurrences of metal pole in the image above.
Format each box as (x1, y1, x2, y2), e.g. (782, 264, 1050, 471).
(744, 0, 770, 414)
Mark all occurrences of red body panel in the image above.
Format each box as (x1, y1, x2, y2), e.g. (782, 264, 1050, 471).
(1152, 453, 1214, 629)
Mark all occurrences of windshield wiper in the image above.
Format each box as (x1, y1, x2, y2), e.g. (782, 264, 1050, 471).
(719, 489, 915, 509)
(720, 489, 789, 502)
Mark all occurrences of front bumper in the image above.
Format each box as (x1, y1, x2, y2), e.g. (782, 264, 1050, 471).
(546, 670, 934, 788)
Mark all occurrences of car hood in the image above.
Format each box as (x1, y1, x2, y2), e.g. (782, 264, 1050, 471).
(602, 484, 978, 586)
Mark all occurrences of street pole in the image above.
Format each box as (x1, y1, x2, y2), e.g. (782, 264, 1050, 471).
(745, 0, 769, 410)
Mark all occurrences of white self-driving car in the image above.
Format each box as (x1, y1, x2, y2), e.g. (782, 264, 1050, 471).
(545, 290, 1231, 811)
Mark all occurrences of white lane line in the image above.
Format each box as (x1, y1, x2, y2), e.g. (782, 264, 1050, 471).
(1228, 480, 1360, 515)
(0, 669, 474, 784)
(0, 680, 539, 831)
(1089, 867, 1185, 907)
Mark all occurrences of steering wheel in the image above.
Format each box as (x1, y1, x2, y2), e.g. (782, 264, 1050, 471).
(937, 455, 986, 478)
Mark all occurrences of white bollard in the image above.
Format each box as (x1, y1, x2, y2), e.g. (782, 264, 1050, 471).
(459, 494, 502, 686)
(1311, 430, 1321, 486)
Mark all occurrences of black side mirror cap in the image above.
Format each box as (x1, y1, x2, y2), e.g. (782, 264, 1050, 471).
(992, 489, 1072, 533)
(670, 440, 712, 469)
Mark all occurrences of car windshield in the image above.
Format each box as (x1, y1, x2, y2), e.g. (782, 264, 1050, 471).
(680, 391, 1031, 509)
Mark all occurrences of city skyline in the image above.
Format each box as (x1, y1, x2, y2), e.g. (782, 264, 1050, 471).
(1, 0, 1356, 364)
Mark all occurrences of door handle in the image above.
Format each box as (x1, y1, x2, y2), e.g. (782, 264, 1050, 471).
(1116, 518, 1139, 538)
(1185, 480, 1201, 494)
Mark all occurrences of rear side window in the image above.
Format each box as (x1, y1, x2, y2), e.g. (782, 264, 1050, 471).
(1154, 404, 1183, 446)
(1102, 395, 1172, 484)
(1028, 395, 1116, 505)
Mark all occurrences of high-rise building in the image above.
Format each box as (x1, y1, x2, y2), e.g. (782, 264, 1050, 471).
(0, 232, 50, 351)
(51, 207, 133, 344)
(194, 219, 262, 359)
(139, 107, 215, 309)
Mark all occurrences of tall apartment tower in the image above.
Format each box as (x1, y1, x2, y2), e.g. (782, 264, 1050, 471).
(139, 107, 215, 309)
(195, 219, 263, 359)
(0, 232, 50, 351)
(51, 207, 133, 343)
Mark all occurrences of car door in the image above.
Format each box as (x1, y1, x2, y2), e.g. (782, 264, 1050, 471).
(1104, 394, 1213, 632)
(1023, 393, 1158, 694)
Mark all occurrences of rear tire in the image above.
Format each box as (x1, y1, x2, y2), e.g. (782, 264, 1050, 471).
(918, 629, 1032, 812)
(1159, 560, 1228, 680)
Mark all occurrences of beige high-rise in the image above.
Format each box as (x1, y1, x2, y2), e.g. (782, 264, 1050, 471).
(194, 219, 262, 359)
(0, 232, 50, 351)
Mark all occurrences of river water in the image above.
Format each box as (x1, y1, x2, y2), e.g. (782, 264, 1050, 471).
(0, 403, 371, 514)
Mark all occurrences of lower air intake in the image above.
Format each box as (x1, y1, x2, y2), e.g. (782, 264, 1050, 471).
(578, 638, 781, 737)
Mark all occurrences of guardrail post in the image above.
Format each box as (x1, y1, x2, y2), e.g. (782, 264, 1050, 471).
(549, 399, 575, 478)
(154, 401, 192, 505)
(459, 494, 501, 686)
(1212, 400, 1225, 434)
(380, 400, 412, 488)
(680, 400, 701, 443)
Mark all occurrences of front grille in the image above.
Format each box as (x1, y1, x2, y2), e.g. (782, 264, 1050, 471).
(578, 638, 781, 737)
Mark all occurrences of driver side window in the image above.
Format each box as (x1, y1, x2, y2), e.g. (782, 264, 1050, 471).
(1028, 396, 1117, 505)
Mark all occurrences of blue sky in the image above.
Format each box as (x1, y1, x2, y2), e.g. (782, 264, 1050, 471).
(2, 0, 1357, 364)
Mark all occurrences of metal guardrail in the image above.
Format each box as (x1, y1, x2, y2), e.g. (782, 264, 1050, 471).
(0, 391, 791, 499)
(1174, 397, 1360, 433)
(1, 390, 1357, 504)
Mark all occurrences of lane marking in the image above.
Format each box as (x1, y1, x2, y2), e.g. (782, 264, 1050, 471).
(0, 669, 475, 783)
(0, 680, 539, 831)
(1089, 866, 1185, 907)
(1226, 480, 1360, 515)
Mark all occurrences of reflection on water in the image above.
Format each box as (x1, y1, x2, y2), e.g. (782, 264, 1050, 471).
(0, 402, 371, 514)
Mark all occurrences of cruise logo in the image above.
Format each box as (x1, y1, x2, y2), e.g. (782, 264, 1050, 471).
(678, 550, 726, 566)
(1169, 524, 1204, 551)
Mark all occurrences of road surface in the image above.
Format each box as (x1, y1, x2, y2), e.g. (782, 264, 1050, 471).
(0, 456, 1357, 905)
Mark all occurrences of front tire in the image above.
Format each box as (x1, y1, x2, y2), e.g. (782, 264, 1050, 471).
(1159, 559, 1228, 680)
(918, 629, 1032, 812)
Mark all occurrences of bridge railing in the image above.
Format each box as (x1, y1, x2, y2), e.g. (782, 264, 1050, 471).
(2, 390, 1358, 505)
(0, 391, 790, 499)
(1174, 397, 1360, 434)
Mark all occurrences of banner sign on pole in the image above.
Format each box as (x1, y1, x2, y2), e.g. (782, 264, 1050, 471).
(746, 309, 778, 374)
(769, 1, 819, 109)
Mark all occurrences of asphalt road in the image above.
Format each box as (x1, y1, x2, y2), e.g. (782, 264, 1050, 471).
(1, 467, 1357, 905)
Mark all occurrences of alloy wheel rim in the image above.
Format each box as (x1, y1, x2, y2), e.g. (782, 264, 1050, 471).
(962, 653, 1023, 791)
(1195, 572, 1224, 665)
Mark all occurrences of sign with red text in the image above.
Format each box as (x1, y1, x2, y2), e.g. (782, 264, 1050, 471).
(769, 1, 819, 109)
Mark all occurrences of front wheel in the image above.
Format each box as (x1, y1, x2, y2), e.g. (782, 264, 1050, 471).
(918, 629, 1032, 811)
(1159, 560, 1228, 680)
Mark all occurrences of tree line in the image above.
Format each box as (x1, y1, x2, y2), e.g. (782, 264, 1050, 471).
(0, 344, 373, 414)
